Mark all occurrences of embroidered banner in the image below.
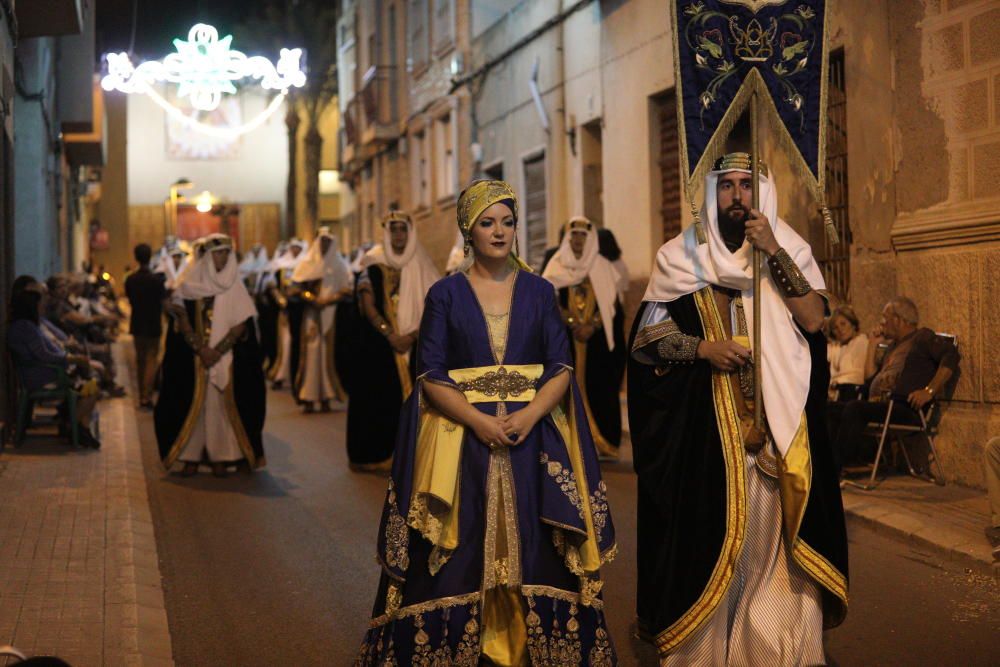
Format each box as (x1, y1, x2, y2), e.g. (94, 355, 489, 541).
(671, 0, 829, 196)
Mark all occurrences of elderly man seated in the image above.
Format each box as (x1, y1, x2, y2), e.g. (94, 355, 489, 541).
(835, 296, 959, 471)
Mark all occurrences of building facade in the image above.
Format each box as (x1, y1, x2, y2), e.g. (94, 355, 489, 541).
(2, 0, 104, 435)
(339, 0, 474, 268)
(336, 0, 999, 488)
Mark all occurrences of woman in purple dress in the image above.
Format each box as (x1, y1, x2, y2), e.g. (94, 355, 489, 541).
(355, 180, 617, 666)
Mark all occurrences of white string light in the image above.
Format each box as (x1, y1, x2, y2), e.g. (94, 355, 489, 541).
(146, 85, 287, 139)
(101, 23, 306, 138)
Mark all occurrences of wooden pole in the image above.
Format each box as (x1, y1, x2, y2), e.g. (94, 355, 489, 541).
(751, 91, 763, 430)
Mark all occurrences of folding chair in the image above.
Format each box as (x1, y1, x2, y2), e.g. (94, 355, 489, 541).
(8, 354, 80, 449)
(853, 333, 957, 491)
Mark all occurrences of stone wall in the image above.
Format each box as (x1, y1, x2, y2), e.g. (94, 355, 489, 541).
(775, 0, 1000, 488)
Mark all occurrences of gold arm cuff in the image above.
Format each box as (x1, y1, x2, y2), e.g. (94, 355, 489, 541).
(767, 248, 813, 298)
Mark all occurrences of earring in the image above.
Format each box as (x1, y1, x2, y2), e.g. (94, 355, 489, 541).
(463, 238, 471, 257)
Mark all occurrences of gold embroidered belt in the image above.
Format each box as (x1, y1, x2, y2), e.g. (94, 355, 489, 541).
(448, 364, 542, 403)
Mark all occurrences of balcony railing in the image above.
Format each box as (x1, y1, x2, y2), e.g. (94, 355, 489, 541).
(359, 65, 400, 144)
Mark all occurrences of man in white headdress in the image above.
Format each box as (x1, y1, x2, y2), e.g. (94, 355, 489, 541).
(154, 239, 190, 290)
(155, 234, 267, 477)
(542, 216, 627, 459)
(238, 242, 270, 292)
(347, 211, 439, 470)
(267, 238, 307, 390)
(290, 228, 353, 412)
(626, 153, 848, 664)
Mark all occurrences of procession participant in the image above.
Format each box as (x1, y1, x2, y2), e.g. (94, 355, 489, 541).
(597, 227, 630, 299)
(356, 179, 617, 665)
(543, 217, 627, 459)
(155, 234, 266, 478)
(255, 241, 286, 374)
(267, 239, 306, 390)
(155, 239, 190, 290)
(290, 227, 353, 413)
(627, 153, 848, 664)
(346, 211, 439, 471)
(238, 242, 269, 292)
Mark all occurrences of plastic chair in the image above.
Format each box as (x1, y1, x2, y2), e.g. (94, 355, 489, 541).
(9, 356, 79, 448)
(852, 333, 957, 491)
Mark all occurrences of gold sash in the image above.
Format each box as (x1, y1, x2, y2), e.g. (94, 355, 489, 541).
(409, 365, 542, 553)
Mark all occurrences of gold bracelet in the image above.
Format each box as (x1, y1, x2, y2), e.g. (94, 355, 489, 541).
(767, 248, 812, 298)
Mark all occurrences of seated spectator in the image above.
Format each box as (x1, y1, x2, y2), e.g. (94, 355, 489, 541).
(7, 281, 102, 448)
(985, 437, 1000, 561)
(45, 274, 110, 341)
(827, 304, 868, 402)
(45, 274, 125, 397)
(834, 296, 959, 471)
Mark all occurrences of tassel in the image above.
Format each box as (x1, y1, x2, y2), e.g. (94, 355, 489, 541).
(820, 205, 839, 246)
(691, 198, 708, 245)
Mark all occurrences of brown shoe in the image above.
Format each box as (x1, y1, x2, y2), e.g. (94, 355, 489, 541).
(180, 462, 199, 477)
(211, 462, 228, 478)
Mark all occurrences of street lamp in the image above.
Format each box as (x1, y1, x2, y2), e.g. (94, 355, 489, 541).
(195, 191, 214, 213)
(168, 178, 194, 236)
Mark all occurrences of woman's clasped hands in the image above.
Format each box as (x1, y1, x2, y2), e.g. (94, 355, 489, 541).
(471, 407, 541, 450)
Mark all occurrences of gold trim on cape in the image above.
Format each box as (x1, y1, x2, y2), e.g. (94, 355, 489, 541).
(566, 279, 618, 459)
(162, 302, 208, 468)
(380, 265, 413, 400)
(654, 287, 747, 655)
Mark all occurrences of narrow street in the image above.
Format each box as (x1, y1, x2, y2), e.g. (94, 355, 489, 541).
(134, 386, 999, 666)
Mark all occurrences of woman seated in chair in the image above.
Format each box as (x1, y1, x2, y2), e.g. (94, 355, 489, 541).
(7, 282, 101, 448)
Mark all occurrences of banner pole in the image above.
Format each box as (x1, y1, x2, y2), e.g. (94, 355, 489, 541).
(751, 90, 763, 431)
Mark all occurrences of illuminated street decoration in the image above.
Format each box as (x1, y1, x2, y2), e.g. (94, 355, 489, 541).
(101, 23, 306, 138)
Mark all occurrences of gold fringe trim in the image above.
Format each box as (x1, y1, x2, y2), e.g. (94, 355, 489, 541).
(670, 0, 831, 232)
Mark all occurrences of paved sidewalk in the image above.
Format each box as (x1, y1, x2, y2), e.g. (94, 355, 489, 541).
(841, 475, 995, 575)
(621, 397, 996, 575)
(0, 342, 173, 666)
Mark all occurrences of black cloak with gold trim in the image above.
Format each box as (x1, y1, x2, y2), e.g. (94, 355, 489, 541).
(626, 290, 848, 657)
(155, 299, 267, 467)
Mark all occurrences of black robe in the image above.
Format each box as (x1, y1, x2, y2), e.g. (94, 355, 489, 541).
(558, 284, 627, 454)
(333, 273, 362, 395)
(255, 279, 280, 373)
(345, 265, 415, 467)
(285, 292, 306, 400)
(155, 299, 267, 468)
(627, 290, 848, 657)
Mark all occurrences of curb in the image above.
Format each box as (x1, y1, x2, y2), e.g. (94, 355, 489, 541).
(106, 342, 175, 666)
(842, 499, 996, 578)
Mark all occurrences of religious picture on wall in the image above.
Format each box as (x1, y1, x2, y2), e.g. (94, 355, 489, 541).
(165, 86, 243, 160)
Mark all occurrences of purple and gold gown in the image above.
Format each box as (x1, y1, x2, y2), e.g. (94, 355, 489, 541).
(356, 271, 617, 666)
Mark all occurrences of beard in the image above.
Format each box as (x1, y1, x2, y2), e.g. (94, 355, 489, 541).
(717, 204, 748, 252)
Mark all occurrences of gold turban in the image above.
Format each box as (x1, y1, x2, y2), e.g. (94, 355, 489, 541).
(712, 151, 769, 177)
(382, 210, 413, 227)
(456, 180, 518, 237)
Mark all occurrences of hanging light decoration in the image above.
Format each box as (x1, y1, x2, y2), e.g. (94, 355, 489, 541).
(102, 23, 307, 138)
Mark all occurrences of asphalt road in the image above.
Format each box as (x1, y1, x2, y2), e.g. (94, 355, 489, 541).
(136, 387, 999, 666)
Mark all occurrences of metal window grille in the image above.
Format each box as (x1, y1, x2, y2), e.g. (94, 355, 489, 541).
(821, 48, 851, 302)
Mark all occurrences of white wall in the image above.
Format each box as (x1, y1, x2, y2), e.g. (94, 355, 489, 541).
(126, 89, 289, 217)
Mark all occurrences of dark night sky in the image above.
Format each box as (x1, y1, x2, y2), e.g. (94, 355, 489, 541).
(97, 0, 274, 60)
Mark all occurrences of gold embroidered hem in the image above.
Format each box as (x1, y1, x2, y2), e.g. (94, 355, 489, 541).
(653, 287, 748, 656)
(365, 584, 608, 630)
